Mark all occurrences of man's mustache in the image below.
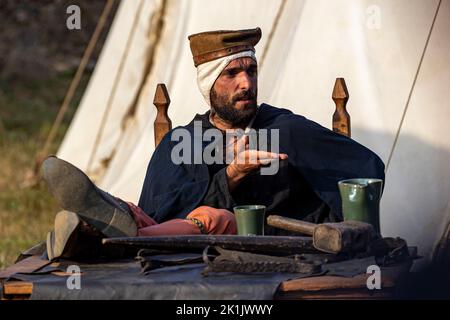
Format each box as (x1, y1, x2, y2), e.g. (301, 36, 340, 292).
(232, 91, 256, 103)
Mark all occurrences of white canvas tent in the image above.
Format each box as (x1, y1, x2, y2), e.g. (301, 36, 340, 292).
(58, 0, 450, 268)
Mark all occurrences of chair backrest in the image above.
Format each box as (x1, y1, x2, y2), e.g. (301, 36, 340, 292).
(153, 83, 172, 147)
(152, 78, 351, 147)
(332, 78, 351, 138)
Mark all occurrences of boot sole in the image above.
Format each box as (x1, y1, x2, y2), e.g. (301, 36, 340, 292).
(43, 156, 137, 237)
(47, 211, 81, 260)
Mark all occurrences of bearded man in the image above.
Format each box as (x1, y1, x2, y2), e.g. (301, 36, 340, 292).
(43, 27, 384, 259)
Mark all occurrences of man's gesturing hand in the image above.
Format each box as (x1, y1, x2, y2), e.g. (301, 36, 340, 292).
(225, 134, 288, 192)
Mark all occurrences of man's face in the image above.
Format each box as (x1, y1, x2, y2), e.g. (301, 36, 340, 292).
(210, 57, 258, 127)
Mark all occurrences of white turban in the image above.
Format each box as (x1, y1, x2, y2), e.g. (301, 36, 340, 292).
(196, 50, 256, 107)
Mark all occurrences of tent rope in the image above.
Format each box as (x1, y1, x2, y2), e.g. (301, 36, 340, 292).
(33, 0, 116, 175)
(385, 0, 442, 172)
(122, 0, 168, 122)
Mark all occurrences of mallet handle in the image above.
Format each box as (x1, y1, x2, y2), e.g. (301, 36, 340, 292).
(267, 215, 317, 235)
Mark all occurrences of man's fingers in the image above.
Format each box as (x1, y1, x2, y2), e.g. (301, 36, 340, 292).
(244, 135, 250, 150)
(236, 134, 247, 154)
(255, 150, 287, 160)
(236, 150, 288, 165)
(233, 136, 238, 159)
(258, 154, 288, 166)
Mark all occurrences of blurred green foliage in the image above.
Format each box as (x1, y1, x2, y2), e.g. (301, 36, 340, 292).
(0, 71, 90, 269)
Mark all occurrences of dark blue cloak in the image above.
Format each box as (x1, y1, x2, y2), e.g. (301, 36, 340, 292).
(138, 104, 385, 223)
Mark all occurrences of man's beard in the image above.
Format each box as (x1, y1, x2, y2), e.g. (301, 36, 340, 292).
(210, 88, 258, 127)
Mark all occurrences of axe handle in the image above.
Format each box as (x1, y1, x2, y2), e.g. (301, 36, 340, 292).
(267, 215, 317, 235)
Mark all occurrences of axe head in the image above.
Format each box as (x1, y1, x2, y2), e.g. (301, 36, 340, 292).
(313, 220, 377, 254)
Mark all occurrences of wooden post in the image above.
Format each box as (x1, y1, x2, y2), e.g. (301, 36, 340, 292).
(332, 78, 351, 138)
(153, 83, 172, 147)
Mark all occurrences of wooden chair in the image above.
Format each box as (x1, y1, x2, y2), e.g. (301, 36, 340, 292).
(152, 78, 351, 147)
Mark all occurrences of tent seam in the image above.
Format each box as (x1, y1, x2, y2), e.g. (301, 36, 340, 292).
(259, 0, 287, 70)
(87, 0, 146, 174)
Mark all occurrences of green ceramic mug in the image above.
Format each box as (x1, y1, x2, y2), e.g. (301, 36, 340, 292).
(233, 205, 266, 236)
(338, 178, 383, 233)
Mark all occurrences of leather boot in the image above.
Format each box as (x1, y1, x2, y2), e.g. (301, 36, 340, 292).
(42, 156, 137, 238)
(46, 210, 127, 261)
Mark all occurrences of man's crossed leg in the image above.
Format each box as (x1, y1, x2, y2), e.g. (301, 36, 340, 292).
(42, 156, 237, 260)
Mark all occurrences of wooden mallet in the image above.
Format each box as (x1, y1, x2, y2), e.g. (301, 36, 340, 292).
(267, 215, 378, 254)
